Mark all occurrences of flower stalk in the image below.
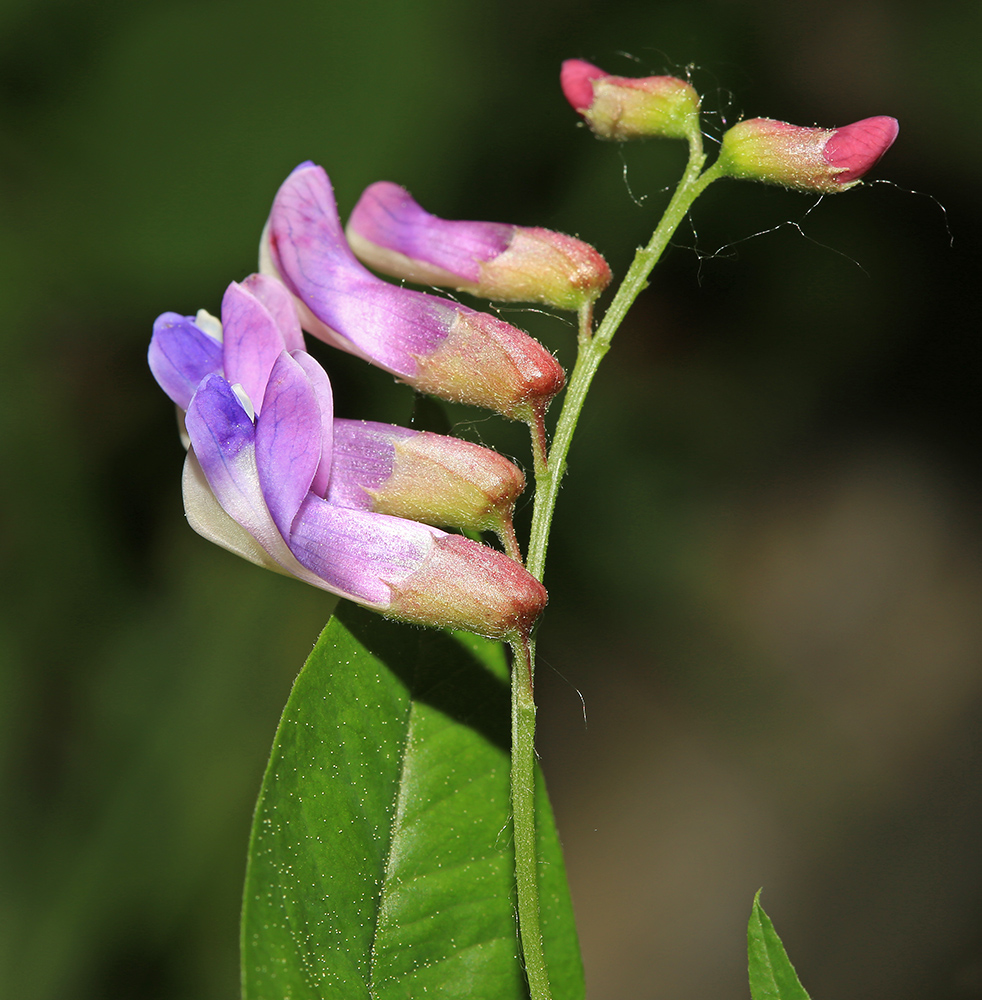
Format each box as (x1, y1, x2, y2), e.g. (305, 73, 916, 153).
(526, 137, 718, 582)
(509, 635, 549, 1000)
(509, 133, 722, 1000)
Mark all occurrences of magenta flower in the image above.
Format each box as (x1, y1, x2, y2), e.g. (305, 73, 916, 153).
(149, 276, 546, 639)
(716, 116, 899, 193)
(260, 162, 565, 422)
(345, 181, 610, 311)
(560, 58, 701, 141)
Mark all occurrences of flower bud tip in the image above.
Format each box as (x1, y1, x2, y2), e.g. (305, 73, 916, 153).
(823, 116, 899, 183)
(561, 58, 607, 112)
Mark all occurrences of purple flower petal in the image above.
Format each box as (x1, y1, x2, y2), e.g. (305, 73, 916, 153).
(255, 352, 323, 538)
(347, 182, 512, 284)
(289, 494, 442, 608)
(182, 450, 287, 574)
(148, 312, 223, 409)
(185, 374, 291, 561)
(220, 281, 293, 413)
(239, 272, 305, 352)
(327, 418, 412, 509)
(265, 162, 454, 375)
(291, 350, 334, 497)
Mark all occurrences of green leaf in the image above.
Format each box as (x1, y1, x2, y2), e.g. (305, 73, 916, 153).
(241, 601, 583, 1000)
(747, 891, 812, 1000)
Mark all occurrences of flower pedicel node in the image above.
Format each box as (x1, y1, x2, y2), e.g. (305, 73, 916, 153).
(560, 58, 701, 142)
(716, 116, 899, 193)
(149, 274, 546, 640)
(260, 162, 565, 423)
(345, 181, 611, 312)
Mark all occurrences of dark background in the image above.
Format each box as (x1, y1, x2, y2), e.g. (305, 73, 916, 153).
(2, 1, 981, 998)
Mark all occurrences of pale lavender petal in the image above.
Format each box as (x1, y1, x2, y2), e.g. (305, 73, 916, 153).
(347, 181, 512, 283)
(289, 494, 442, 607)
(240, 272, 305, 351)
(185, 374, 288, 558)
(255, 352, 322, 538)
(327, 418, 413, 510)
(220, 281, 291, 412)
(291, 351, 334, 497)
(266, 162, 456, 375)
(182, 449, 287, 574)
(149, 312, 222, 409)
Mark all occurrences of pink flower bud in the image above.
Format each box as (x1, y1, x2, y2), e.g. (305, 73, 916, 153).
(561, 58, 701, 141)
(716, 116, 899, 193)
(329, 419, 525, 542)
(346, 182, 611, 311)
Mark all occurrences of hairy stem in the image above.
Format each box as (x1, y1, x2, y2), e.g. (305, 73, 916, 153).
(509, 635, 550, 1000)
(526, 152, 721, 583)
(509, 144, 722, 997)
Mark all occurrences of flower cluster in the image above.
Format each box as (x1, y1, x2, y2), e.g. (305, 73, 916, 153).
(151, 62, 897, 641)
(149, 163, 611, 638)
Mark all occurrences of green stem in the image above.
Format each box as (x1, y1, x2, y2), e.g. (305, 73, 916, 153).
(509, 635, 550, 999)
(508, 143, 722, 998)
(511, 134, 719, 1000)
(526, 151, 722, 583)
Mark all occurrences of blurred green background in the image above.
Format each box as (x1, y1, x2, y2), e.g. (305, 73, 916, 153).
(2, 1, 980, 997)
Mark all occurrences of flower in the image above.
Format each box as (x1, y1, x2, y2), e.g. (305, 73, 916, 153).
(260, 162, 565, 422)
(715, 116, 899, 193)
(149, 276, 547, 639)
(560, 58, 701, 142)
(330, 419, 525, 544)
(345, 181, 610, 311)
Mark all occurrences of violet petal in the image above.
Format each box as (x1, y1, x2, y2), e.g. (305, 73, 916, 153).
(240, 272, 305, 352)
(149, 312, 223, 410)
(182, 449, 287, 574)
(220, 281, 292, 413)
(255, 352, 322, 538)
(185, 374, 290, 561)
(266, 162, 454, 374)
(291, 350, 334, 498)
(289, 494, 442, 608)
(327, 418, 413, 509)
(348, 181, 512, 283)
